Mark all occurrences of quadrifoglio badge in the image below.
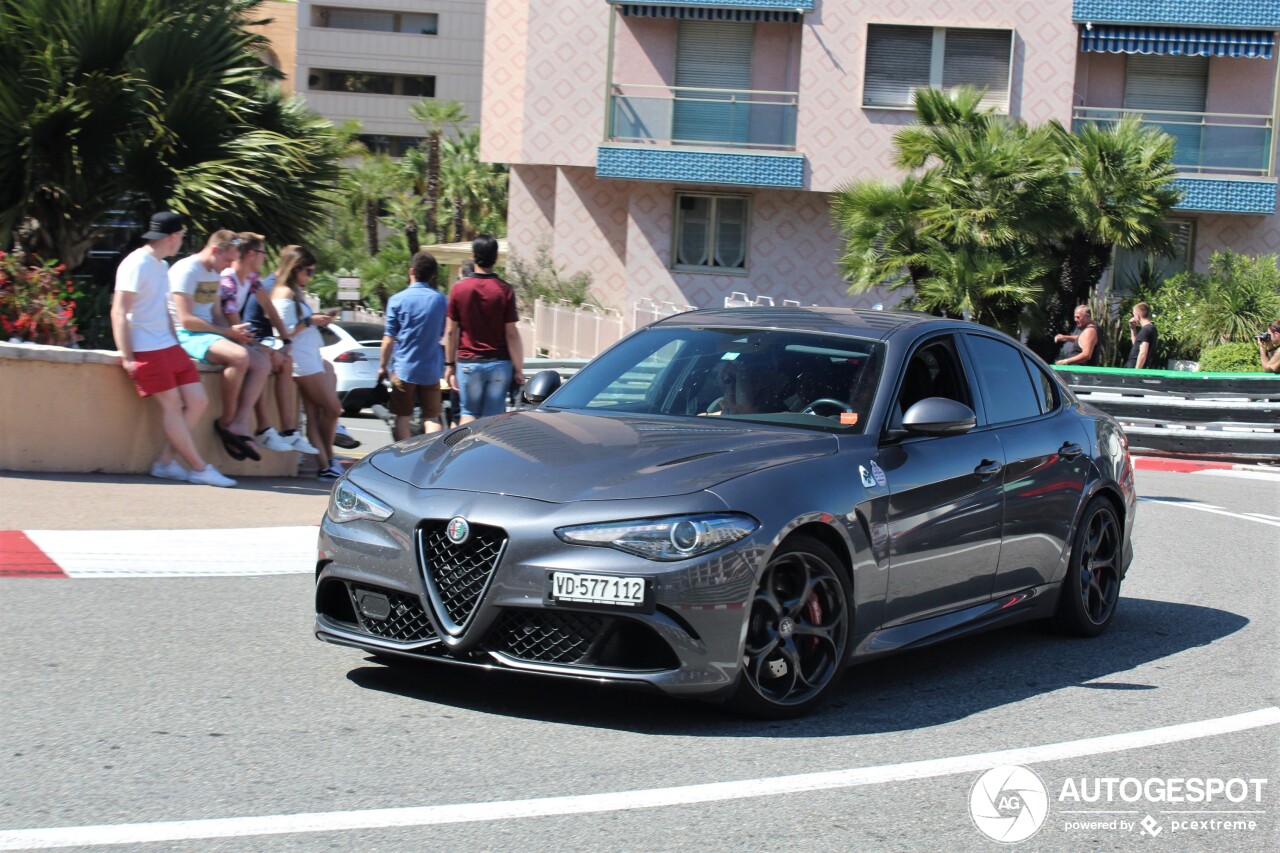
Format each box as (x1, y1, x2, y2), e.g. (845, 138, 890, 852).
(969, 766, 1269, 842)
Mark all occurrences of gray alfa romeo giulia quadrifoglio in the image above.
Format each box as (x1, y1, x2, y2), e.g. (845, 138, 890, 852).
(315, 308, 1136, 717)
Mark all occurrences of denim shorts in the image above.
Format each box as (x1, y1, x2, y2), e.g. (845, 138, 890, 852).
(457, 360, 512, 419)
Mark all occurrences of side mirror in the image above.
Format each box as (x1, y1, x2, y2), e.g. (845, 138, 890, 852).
(902, 397, 977, 436)
(522, 369, 562, 405)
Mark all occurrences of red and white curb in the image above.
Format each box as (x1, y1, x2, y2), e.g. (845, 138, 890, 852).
(1131, 456, 1279, 475)
(0, 527, 317, 579)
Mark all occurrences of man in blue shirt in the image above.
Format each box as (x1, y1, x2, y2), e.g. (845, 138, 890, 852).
(377, 251, 448, 441)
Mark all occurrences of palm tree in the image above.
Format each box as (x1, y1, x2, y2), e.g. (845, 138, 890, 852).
(0, 0, 343, 268)
(832, 175, 932, 295)
(409, 99, 468, 242)
(1047, 117, 1182, 337)
(383, 190, 423, 255)
(342, 155, 398, 255)
(833, 87, 1069, 331)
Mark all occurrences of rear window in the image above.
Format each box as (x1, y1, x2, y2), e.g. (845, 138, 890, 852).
(339, 322, 385, 343)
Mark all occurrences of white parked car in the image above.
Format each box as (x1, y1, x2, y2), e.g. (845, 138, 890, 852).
(318, 321, 384, 415)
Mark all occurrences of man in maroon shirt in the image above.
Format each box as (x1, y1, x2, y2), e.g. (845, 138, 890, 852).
(443, 235, 525, 422)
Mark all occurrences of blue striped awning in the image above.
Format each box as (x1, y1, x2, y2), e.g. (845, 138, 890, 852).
(618, 5, 801, 23)
(1081, 25, 1275, 58)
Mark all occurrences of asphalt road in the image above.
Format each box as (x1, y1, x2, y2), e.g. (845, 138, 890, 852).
(1, 469, 1277, 852)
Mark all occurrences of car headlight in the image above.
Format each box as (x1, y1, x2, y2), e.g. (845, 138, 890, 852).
(327, 478, 394, 524)
(555, 513, 757, 561)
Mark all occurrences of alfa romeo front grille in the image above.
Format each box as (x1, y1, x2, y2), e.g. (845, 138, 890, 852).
(485, 609, 604, 665)
(419, 521, 507, 632)
(345, 582, 437, 643)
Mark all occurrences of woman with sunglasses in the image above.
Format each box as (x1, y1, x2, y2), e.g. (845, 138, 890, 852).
(270, 246, 344, 479)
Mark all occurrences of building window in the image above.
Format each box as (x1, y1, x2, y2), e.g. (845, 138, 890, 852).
(674, 194, 749, 272)
(359, 135, 424, 157)
(864, 24, 1012, 112)
(1110, 220, 1195, 293)
(313, 7, 438, 35)
(309, 70, 436, 98)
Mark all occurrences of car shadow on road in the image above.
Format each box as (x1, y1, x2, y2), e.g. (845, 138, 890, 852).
(345, 596, 1248, 736)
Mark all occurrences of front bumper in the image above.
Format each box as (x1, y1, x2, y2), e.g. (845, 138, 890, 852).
(314, 466, 761, 698)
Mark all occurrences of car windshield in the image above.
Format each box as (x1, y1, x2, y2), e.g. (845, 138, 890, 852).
(546, 326, 885, 433)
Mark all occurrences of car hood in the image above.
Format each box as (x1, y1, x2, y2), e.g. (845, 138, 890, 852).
(366, 410, 837, 502)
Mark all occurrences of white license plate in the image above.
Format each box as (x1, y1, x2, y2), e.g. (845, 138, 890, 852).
(551, 572, 646, 607)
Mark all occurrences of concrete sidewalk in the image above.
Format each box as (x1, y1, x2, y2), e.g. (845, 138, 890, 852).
(0, 471, 332, 531)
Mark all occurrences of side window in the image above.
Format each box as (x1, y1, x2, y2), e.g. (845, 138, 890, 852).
(1024, 356, 1059, 414)
(895, 336, 972, 422)
(317, 326, 340, 347)
(966, 335, 1042, 423)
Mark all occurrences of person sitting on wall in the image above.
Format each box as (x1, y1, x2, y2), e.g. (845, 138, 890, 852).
(1055, 304, 1101, 366)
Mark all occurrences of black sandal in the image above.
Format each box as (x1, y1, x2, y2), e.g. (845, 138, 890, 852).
(214, 422, 250, 461)
(234, 434, 262, 462)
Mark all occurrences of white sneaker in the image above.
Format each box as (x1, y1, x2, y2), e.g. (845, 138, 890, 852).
(284, 431, 320, 454)
(187, 464, 237, 488)
(256, 427, 297, 453)
(149, 460, 188, 481)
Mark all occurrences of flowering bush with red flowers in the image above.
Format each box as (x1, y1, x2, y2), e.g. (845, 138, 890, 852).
(0, 252, 80, 346)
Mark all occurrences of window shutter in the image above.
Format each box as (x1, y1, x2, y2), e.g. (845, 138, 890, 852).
(1124, 55, 1208, 167)
(675, 21, 755, 145)
(941, 29, 1012, 111)
(864, 25, 932, 107)
(1123, 54, 1208, 112)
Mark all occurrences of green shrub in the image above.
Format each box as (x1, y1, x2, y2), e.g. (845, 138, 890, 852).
(1198, 342, 1266, 373)
(1138, 250, 1280, 362)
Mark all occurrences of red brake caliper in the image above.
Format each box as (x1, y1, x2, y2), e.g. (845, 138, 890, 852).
(805, 593, 823, 653)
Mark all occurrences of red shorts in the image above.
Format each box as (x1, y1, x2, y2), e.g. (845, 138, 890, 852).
(130, 345, 200, 397)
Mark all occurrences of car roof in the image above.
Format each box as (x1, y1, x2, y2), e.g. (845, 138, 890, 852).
(649, 307, 961, 341)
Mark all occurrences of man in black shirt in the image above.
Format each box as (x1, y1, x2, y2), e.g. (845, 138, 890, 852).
(1125, 302, 1158, 369)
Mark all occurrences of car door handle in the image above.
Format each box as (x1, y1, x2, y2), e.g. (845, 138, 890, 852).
(974, 459, 1003, 477)
(1059, 442, 1084, 459)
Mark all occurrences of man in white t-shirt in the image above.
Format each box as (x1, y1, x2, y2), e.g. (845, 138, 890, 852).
(169, 231, 316, 459)
(110, 212, 235, 487)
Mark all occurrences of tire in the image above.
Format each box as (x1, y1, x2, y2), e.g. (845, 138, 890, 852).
(724, 535, 853, 719)
(1054, 497, 1123, 637)
(342, 403, 363, 417)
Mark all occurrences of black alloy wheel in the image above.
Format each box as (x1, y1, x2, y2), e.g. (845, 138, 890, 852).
(727, 535, 852, 718)
(1055, 497, 1122, 636)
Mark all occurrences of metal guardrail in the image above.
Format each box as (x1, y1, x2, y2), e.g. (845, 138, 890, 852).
(1054, 366, 1280, 462)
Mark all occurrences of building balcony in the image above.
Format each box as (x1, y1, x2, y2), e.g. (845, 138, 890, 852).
(608, 83, 797, 150)
(1073, 107, 1277, 213)
(1072, 107, 1274, 177)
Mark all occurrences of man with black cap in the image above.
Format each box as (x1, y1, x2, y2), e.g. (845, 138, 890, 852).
(111, 211, 236, 487)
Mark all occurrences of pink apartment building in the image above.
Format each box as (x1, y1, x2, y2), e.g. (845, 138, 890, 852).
(481, 0, 1280, 313)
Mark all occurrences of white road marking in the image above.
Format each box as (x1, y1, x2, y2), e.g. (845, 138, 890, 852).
(1, 707, 1275, 850)
(1193, 469, 1280, 482)
(22, 527, 317, 578)
(1138, 497, 1280, 528)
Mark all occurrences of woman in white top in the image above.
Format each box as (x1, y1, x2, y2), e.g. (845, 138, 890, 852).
(271, 246, 344, 479)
